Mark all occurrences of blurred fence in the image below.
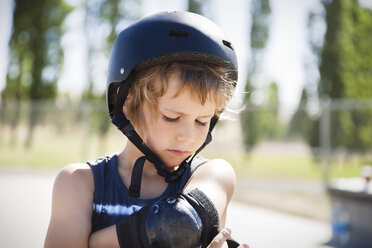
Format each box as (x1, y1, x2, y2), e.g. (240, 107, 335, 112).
(0, 98, 372, 178)
(238, 97, 372, 182)
(0, 98, 119, 168)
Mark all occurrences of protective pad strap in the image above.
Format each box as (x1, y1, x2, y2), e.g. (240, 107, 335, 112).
(116, 205, 152, 248)
(185, 189, 219, 246)
(227, 237, 241, 248)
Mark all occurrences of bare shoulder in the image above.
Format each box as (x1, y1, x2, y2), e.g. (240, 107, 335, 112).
(51, 162, 94, 217)
(54, 162, 94, 190)
(44, 163, 94, 247)
(186, 158, 237, 202)
(51, 162, 94, 204)
(191, 158, 237, 190)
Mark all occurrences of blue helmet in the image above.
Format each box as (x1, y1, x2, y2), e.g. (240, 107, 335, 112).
(107, 10, 238, 118)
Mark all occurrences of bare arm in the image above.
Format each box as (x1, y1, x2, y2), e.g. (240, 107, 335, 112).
(44, 163, 94, 248)
(185, 158, 237, 228)
(88, 225, 119, 248)
(186, 159, 250, 248)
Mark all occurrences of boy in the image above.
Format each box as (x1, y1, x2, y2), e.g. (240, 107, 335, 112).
(45, 11, 248, 248)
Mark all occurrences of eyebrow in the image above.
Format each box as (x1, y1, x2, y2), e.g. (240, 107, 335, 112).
(162, 107, 214, 118)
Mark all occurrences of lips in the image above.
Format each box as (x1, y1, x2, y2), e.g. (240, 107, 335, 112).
(168, 149, 190, 157)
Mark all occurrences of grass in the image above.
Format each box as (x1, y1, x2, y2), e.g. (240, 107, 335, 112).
(0, 125, 126, 169)
(201, 151, 369, 181)
(0, 125, 369, 180)
(202, 151, 323, 180)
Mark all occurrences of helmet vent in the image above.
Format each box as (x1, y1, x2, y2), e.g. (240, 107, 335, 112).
(222, 40, 234, 50)
(169, 29, 189, 37)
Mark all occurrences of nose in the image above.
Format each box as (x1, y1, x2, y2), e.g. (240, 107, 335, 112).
(175, 121, 195, 144)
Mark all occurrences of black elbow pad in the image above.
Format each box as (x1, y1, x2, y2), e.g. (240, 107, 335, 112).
(116, 188, 240, 248)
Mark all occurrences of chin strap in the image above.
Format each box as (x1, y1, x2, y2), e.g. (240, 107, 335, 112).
(112, 80, 217, 197)
(128, 156, 190, 197)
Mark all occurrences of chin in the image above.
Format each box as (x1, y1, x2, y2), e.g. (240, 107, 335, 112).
(163, 158, 187, 170)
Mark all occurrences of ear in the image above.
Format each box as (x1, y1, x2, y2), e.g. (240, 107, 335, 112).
(122, 89, 133, 118)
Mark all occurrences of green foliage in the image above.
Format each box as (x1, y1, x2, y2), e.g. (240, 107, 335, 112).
(241, 82, 283, 151)
(81, 0, 141, 139)
(320, 0, 372, 98)
(250, 0, 271, 50)
(98, 0, 142, 55)
(293, 0, 372, 156)
(308, 0, 372, 152)
(6, 0, 72, 101)
(2, 0, 72, 147)
(100, 0, 122, 52)
(188, 0, 208, 14)
(332, 106, 372, 150)
(82, 87, 110, 137)
(288, 89, 313, 141)
(241, 0, 274, 151)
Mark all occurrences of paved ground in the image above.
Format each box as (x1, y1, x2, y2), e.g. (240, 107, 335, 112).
(227, 203, 331, 248)
(0, 170, 332, 248)
(234, 178, 331, 221)
(0, 170, 55, 248)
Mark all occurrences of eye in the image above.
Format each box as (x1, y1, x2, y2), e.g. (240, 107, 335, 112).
(196, 120, 208, 127)
(163, 115, 179, 123)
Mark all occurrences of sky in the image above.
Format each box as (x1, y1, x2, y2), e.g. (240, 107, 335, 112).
(3, 0, 370, 109)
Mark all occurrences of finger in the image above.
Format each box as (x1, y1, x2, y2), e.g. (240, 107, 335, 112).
(238, 244, 250, 248)
(207, 227, 232, 248)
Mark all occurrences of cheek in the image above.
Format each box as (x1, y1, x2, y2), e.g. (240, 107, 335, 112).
(143, 119, 168, 143)
(196, 127, 209, 143)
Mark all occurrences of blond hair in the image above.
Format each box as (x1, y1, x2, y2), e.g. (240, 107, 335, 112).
(126, 61, 236, 130)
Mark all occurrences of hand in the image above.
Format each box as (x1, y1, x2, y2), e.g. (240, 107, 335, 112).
(207, 227, 250, 248)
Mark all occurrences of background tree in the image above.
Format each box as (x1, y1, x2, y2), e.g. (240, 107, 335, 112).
(188, 0, 202, 14)
(240, 0, 273, 151)
(288, 6, 324, 150)
(305, 0, 372, 153)
(188, 0, 204, 14)
(2, 0, 72, 147)
(1, 0, 32, 145)
(80, 0, 141, 154)
(288, 89, 313, 141)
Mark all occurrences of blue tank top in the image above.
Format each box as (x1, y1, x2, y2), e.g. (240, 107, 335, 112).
(88, 154, 207, 233)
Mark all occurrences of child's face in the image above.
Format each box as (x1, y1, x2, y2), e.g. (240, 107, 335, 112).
(141, 73, 216, 169)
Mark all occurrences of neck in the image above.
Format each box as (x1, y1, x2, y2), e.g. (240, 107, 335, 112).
(118, 142, 159, 177)
(118, 142, 169, 198)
